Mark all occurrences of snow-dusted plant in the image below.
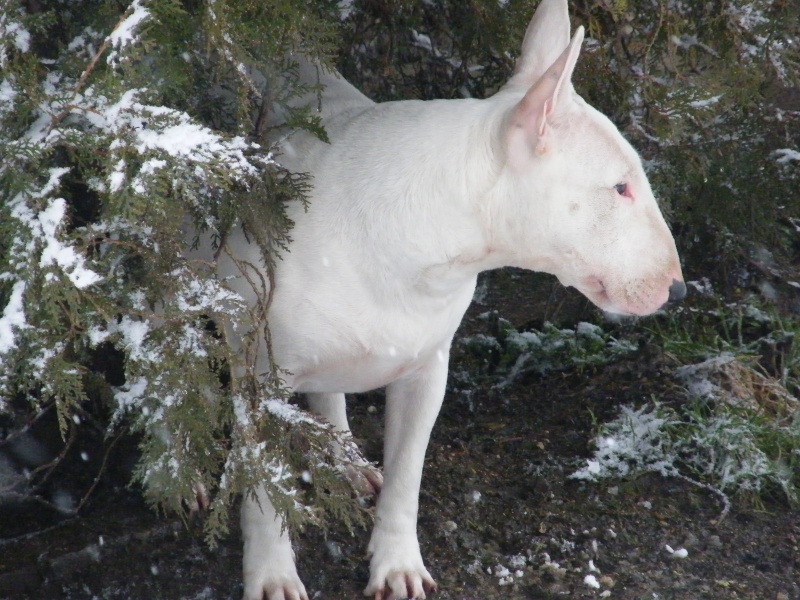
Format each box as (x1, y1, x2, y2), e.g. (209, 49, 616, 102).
(0, 0, 365, 543)
(459, 318, 637, 389)
(571, 404, 681, 483)
(572, 386, 800, 511)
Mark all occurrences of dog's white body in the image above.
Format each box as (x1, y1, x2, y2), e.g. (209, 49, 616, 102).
(221, 1, 684, 598)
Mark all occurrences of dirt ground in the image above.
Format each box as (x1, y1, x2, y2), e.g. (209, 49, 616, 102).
(1, 270, 799, 600)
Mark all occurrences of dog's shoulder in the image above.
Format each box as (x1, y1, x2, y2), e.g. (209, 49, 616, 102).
(294, 57, 374, 123)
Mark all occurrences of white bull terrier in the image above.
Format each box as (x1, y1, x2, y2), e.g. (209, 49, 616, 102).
(219, 0, 685, 598)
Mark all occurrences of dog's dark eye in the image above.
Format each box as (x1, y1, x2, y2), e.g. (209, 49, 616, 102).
(614, 182, 628, 196)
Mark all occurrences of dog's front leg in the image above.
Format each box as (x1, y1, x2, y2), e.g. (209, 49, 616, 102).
(365, 351, 449, 599)
(241, 485, 308, 600)
(306, 392, 383, 496)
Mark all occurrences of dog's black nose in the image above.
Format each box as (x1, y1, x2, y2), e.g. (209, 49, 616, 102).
(668, 279, 687, 303)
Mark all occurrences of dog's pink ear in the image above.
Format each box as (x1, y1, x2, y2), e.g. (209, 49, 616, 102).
(507, 26, 584, 163)
(512, 0, 571, 87)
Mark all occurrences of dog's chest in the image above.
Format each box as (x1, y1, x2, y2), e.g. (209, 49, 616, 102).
(274, 279, 476, 394)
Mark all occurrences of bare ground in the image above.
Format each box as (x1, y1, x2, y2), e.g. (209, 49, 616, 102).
(1, 271, 799, 600)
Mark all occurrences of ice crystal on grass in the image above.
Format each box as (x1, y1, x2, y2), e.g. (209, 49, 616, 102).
(573, 353, 800, 507)
(571, 404, 679, 482)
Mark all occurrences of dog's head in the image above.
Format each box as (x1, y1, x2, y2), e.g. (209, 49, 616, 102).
(494, 0, 684, 316)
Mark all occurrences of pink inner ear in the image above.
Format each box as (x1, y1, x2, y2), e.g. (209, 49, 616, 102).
(538, 99, 552, 137)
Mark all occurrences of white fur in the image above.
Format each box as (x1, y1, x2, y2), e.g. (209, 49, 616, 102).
(220, 1, 684, 598)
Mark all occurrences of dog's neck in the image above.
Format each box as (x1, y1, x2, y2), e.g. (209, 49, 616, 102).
(406, 92, 561, 292)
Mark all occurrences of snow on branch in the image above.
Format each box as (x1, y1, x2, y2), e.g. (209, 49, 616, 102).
(98, 90, 270, 187)
(0, 7, 30, 67)
(0, 280, 27, 360)
(6, 168, 102, 290)
(106, 0, 151, 66)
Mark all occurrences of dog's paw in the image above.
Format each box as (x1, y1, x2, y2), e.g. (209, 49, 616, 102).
(346, 462, 383, 497)
(364, 571, 437, 600)
(364, 533, 436, 600)
(242, 569, 309, 600)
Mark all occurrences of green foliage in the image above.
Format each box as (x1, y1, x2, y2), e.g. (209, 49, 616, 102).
(337, 0, 536, 100)
(648, 291, 800, 394)
(458, 316, 637, 389)
(0, 0, 364, 544)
